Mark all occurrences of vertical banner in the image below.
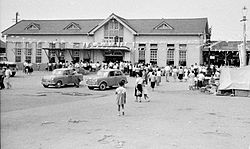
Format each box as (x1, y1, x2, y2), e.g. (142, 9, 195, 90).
(238, 43, 246, 67)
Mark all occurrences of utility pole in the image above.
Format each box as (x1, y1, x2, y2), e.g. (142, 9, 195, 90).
(15, 12, 19, 23)
(240, 6, 247, 66)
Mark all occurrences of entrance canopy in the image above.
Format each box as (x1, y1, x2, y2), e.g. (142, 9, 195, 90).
(42, 46, 130, 52)
(88, 46, 130, 52)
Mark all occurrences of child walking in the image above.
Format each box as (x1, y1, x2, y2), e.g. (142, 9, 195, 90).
(115, 81, 127, 116)
(142, 80, 150, 102)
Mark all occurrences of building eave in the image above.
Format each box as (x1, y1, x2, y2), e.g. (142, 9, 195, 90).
(136, 33, 204, 36)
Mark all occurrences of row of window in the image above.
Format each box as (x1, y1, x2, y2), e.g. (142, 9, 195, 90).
(138, 44, 187, 66)
(15, 48, 42, 63)
(104, 19, 124, 43)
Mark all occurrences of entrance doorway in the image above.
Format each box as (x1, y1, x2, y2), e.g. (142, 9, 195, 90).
(104, 50, 124, 62)
(105, 56, 123, 62)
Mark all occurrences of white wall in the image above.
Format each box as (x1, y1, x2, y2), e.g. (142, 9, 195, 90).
(6, 35, 94, 64)
(134, 35, 203, 67)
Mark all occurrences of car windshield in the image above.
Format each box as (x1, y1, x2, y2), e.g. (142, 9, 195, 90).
(52, 70, 64, 75)
(97, 71, 109, 77)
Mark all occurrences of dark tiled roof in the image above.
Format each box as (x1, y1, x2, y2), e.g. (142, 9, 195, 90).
(2, 19, 103, 35)
(210, 41, 250, 51)
(127, 18, 207, 34)
(2, 16, 208, 35)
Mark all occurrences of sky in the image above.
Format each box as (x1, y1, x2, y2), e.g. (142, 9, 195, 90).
(0, 0, 249, 41)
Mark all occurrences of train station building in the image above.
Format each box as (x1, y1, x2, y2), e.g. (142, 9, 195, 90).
(2, 13, 210, 68)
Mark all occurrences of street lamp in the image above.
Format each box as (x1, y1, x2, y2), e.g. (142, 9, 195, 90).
(240, 6, 247, 66)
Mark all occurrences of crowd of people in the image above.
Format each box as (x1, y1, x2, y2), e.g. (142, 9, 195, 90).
(113, 62, 222, 116)
(46, 61, 102, 72)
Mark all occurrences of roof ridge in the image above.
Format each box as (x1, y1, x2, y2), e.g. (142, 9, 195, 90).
(20, 19, 104, 21)
(127, 18, 207, 20)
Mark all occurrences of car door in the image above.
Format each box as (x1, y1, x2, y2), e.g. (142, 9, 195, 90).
(68, 70, 77, 85)
(107, 71, 116, 86)
(114, 70, 122, 85)
(64, 70, 71, 84)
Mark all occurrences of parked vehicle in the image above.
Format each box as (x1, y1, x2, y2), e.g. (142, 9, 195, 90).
(86, 69, 128, 90)
(0, 61, 17, 77)
(41, 68, 83, 88)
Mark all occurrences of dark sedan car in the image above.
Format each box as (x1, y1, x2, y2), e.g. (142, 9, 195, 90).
(41, 68, 83, 88)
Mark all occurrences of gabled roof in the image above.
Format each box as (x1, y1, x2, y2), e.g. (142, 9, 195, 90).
(2, 14, 208, 36)
(64, 22, 81, 30)
(88, 13, 137, 35)
(25, 22, 40, 30)
(154, 21, 174, 30)
(2, 19, 102, 35)
(126, 18, 208, 35)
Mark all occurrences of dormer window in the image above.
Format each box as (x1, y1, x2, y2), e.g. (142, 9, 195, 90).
(154, 21, 173, 30)
(25, 23, 40, 30)
(64, 22, 81, 30)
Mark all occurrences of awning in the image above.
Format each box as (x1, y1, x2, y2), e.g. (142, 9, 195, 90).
(42, 46, 131, 52)
(88, 46, 130, 52)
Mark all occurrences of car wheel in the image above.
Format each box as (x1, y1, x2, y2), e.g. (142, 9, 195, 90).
(99, 82, 107, 91)
(43, 84, 49, 88)
(56, 81, 62, 88)
(88, 86, 94, 90)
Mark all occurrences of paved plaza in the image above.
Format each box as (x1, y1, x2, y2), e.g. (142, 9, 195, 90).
(1, 71, 250, 149)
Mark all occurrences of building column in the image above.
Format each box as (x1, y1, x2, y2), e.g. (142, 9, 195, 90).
(174, 44, 179, 66)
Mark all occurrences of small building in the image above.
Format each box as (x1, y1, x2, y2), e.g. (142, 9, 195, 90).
(203, 41, 250, 67)
(2, 13, 210, 69)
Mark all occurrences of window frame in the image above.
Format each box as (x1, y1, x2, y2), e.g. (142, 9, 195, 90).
(150, 44, 158, 64)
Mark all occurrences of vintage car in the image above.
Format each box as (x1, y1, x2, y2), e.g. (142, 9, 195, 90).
(41, 68, 83, 88)
(0, 61, 18, 77)
(86, 69, 128, 90)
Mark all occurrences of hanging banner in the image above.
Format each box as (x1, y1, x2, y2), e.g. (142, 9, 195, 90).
(238, 43, 246, 67)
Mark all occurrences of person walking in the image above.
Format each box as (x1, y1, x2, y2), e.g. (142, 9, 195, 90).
(156, 68, 161, 86)
(0, 67, 6, 89)
(134, 73, 143, 102)
(4, 66, 12, 89)
(142, 80, 150, 102)
(172, 66, 178, 82)
(178, 66, 184, 81)
(149, 71, 156, 91)
(164, 65, 170, 82)
(188, 71, 196, 90)
(115, 81, 127, 116)
(197, 72, 205, 89)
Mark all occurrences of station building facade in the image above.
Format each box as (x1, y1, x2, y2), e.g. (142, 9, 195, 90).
(2, 13, 210, 69)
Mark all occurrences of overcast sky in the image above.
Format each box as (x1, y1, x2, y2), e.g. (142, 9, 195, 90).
(0, 0, 249, 41)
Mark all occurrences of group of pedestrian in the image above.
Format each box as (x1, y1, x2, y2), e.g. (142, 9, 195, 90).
(0, 66, 12, 90)
(134, 73, 150, 102)
(23, 61, 33, 75)
(114, 62, 223, 116)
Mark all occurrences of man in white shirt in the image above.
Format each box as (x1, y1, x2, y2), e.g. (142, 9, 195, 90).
(164, 65, 170, 82)
(4, 66, 12, 89)
(197, 72, 205, 88)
